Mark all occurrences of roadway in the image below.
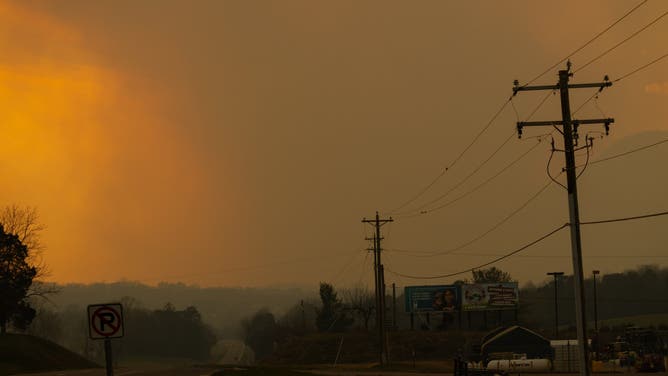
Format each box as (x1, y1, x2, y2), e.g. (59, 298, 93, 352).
(14, 365, 222, 376)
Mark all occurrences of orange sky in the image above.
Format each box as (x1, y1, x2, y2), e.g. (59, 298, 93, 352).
(1, 0, 667, 288)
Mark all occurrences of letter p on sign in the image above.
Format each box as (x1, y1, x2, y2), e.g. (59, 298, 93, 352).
(88, 303, 124, 339)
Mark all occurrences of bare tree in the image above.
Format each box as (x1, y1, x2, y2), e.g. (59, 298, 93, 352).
(340, 284, 375, 330)
(0, 205, 58, 300)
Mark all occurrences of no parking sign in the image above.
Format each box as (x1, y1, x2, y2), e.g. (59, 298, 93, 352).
(88, 303, 124, 339)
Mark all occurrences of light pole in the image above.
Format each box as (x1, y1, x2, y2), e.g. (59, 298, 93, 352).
(592, 270, 600, 332)
(547, 272, 564, 339)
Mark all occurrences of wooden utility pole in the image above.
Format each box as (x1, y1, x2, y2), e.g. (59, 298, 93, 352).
(514, 62, 614, 376)
(547, 271, 564, 339)
(362, 211, 393, 366)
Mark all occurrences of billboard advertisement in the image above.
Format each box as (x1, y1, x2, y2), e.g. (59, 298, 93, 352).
(404, 285, 459, 312)
(460, 282, 519, 311)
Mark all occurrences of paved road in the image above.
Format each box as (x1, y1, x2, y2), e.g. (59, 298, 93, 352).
(218, 340, 250, 365)
(15, 365, 221, 376)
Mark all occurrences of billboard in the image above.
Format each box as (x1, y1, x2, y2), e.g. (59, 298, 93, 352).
(404, 285, 459, 312)
(461, 282, 519, 311)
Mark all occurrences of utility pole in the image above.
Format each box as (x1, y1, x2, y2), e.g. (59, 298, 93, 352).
(547, 271, 564, 339)
(514, 62, 614, 376)
(592, 270, 600, 360)
(392, 283, 397, 331)
(362, 211, 393, 366)
(592, 270, 600, 332)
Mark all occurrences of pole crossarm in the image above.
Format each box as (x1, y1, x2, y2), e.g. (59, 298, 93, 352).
(517, 118, 614, 138)
(518, 118, 614, 127)
(513, 81, 612, 95)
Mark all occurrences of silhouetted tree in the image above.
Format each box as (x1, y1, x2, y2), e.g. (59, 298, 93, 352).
(0, 225, 37, 333)
(472, 267, 513, 283)
(121, 302, 216, 360)
(341, 284, 375, 330)
(316, 282, 352, 332)
(242, 308, 278, 360)
(0, 205, 57, 302)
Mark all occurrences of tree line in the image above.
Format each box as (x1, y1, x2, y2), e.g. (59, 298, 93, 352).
(239, 265, 668, 361)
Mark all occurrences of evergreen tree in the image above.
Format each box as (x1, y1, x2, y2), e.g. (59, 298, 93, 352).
(316, 282, 352, 332)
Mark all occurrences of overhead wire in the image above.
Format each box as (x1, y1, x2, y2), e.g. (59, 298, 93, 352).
(396, 91, 555, 218)
(402, 131, 516, 215)
(576, 138, 668, 167)
(547, 146, 567, 190)
(354, 251, 371, 287)
(386, 209, 668, 280)
(387, 97, 513, 214)
(329, 249, 366, 286)
(574, 9, 668, 74)
(523, 0, 649, 86)
(141, 250, 358, 283)
(575, 142, 592, 180)
(581, 209, 668, 225)
(388, 1, 654, 217)
(391, 175, 561, 258)
(390, 251, 668, 259)
(614, 52, 668, 82)
(572, 90, 602, 116)
(385, 223, 570, 280)
(395, 138, 545, 220)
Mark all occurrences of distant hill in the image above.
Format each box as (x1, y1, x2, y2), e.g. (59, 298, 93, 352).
(41, 281, 314, 337)
(0, 333, 98, 375)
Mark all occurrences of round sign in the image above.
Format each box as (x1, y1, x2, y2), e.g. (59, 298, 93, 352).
(92, 305, 122, 337)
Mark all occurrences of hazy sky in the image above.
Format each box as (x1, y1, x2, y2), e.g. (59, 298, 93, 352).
(1, 0, 667, 288)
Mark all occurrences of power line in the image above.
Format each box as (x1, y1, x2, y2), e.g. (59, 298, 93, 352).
(395, 138, 545, 219)
(399, 139, 541, 219)
(575, 8, 668, 74)
(614, 52, 668, 82)
(354, 251, 371, 287)
(140, 249, 360, 283)
(387, 97, 512, 214)
(584, 138, 668, 166)
(523, 0, 649, 86)
(399, 91, 555, 216)
(385, 223, 569, 280)
(330, 249, 366, 286)
(396, 93, 555, 219)
(581, 209, 668, 225)
(572, 90, 602, 116)
(386, 209, 668, 280)
(393, 176, 559, 258)
(547, 147, 567, 190)
(387, 251, 668, 259)
(403, 132, 516, 215)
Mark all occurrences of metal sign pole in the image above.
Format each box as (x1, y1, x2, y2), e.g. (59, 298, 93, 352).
(104, 338, 113, 376)
(88, 303, 124, 376)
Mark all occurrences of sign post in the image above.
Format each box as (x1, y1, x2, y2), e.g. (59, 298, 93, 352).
(88, 303, 124, 376)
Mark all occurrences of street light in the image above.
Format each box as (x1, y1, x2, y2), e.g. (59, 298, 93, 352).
(547, 272, 564, 339)
(592, 270, 600, 332)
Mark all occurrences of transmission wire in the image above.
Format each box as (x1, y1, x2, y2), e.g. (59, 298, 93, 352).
(575, 9, 668, 74)
(385, 224, 569, 280)
(523, 0, 648, 86)
(387, 97, 512, 214)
